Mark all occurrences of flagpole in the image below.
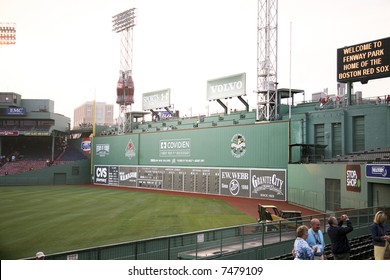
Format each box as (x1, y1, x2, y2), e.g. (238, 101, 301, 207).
(90, 89, 96, 179)
(93, 89, 96, 137)
(289, 22, 292, 119)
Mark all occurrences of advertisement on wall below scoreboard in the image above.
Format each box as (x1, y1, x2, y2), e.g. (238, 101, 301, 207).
(250, 169, 286, 200)
(94, 165, 119, 185)
(95, 166, 109, 184)
(220, 169, 250, 197)
(119, 166, 138, 186)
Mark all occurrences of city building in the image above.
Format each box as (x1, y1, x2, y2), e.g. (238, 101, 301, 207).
(73, 101, 114, 129)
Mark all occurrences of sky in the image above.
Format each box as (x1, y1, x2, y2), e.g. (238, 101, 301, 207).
(1, 0, 389, 127)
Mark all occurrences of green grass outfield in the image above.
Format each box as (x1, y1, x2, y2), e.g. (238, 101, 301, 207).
(0, 185, 254, 259)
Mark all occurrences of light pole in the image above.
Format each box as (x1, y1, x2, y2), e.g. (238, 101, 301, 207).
(0, 22, 16, 46)
(112, 8, 136, 134)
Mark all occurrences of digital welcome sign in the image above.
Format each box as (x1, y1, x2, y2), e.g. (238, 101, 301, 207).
(337, 37, 390, 83)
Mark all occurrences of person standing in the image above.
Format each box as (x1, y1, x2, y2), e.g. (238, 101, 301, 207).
(371, 211, 390, 260)
(327, 214, 353, 260)
(293, 225, 317, 260)
(307, 218, 326, 260)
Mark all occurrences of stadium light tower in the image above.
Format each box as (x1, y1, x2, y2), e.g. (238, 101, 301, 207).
(112, 8, 136, 134)
(0, 23, 16, 46)
(256, 0, 278, 121)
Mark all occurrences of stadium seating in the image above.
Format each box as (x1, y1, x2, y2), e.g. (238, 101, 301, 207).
(56, 145, 87, 161)
(129, 111, 257, 133)
(0, 160, 47, 176)
(267, 233, 376, 260)
(237, 118, 255, 125)
(176, 123, 195, 130)
(324, 146, 390, 164)
(197, 121, 216, 128)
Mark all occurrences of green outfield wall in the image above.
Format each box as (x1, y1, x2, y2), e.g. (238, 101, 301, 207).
(92, 121, 290, 201)
(93, 121, 289, 168)
(0, 159, 90, 185)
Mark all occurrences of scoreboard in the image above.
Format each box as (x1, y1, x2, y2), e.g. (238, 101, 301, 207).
(337, 37, 390, 83)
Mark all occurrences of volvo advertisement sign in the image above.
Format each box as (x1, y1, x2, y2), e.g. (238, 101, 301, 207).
(207, 73, 246, 100)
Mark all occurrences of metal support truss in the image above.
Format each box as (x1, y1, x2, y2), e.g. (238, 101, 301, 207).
(257, 0, 278, 121)
(113, 8, 136, 134)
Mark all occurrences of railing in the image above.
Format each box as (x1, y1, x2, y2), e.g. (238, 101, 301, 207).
(298, 94, 390, 111)
(32, 206, 387, 260)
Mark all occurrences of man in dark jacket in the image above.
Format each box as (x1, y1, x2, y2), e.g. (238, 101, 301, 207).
(327, 214, 353, 260)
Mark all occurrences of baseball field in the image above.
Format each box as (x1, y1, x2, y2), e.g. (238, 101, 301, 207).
(0, 185, 255, 259)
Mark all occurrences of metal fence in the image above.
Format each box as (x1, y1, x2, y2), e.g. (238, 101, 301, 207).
(38, 206, 387, 260)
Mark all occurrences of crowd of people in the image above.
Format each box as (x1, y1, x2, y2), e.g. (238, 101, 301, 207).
(292, 211, 389, 260)
(319, 94, 390, 108)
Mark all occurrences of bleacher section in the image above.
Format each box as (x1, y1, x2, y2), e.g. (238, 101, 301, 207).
(267, 233, 385, 260)
(0, 136, 85, 176)
(324, 147, 390, 164)
(0, 160, 47, 176)
(131, 111, 257, 133)
(56, 144, 87, 161)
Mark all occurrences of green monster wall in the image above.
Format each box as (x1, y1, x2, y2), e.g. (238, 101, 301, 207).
(93, 121, 289, 168)
(92, 121, 289, 201)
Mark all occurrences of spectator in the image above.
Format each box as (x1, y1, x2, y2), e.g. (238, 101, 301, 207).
(35, 251, 45, 260)
(386, 95, 390, 104)
(319, 98, 326, 109)
(336, 95, 341, 107)
(293, 225, 317, 260)
(371, 211, 390, 260)
(306, 218, 326, 260)
(327, 214, 353, 260)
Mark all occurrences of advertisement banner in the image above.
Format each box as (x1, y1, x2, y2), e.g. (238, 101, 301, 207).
(346, 164, 361, 192)
(94, 165, 109, 184)
(81, 138, 91, 154)
(119, 166, 137, 186)
(366, 164, 390, 179)
(6, 107, 26, 115)
(207, 73, 246, 101)
(142, 88, 171, 111)
(250, 169, 286, 200)
(159, 138, 191, 157)
(220, 168, 250, 197)
(94, 165, 119, 185)
(95, 144, 110, 157)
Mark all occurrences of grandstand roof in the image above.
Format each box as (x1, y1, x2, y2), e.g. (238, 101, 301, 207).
(278, 88, 305, 99)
